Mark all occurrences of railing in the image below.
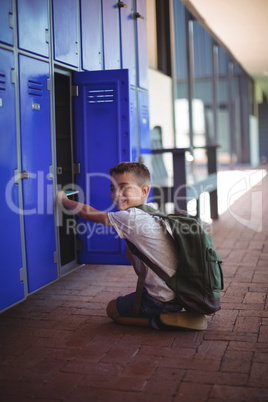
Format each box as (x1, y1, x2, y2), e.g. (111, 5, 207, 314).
(151, 145, 219, 219)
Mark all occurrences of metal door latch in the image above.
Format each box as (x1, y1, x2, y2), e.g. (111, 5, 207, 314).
(14, 169, 29, 184)
(21, 170, 29, 180)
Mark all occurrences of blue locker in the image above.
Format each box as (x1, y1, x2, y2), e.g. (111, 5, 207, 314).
(130, 87, 137, 161)
(102, 0, 120, 69)
(138, 90, 150, 154)
(120, 0, 136, 86)
(137, 90, 152, 202)
(17, 0, 49, 58)
(136, 0, 149, 89)
(0, 0, 13, 45)
(19, 55, 57, 293)
(73, 69, 131, 264)
(0, 49, 24, 311)
(52, 0, 79, 67)
(80, 0, 102, 71)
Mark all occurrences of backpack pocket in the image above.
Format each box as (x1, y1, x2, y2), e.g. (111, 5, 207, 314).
(206, 248, 224, 291)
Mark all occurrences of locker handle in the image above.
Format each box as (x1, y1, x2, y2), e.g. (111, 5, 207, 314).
(9, 13, 14, 29)
(133, 12, 144, 20)
(116, 1, 128, 8)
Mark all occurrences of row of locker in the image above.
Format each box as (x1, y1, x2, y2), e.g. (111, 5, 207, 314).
(0, 0, 148, 89)
(0, 47, 150, 311)
(1, 50, 56, 311)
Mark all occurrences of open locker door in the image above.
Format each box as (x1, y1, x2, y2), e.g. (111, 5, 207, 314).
(73, 69, 132, 264)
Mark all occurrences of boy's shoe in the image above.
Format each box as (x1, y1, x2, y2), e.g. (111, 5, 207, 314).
(159, 311, 207, 331)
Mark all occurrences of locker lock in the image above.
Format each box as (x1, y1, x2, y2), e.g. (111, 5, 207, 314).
(57, 167, 63, 175)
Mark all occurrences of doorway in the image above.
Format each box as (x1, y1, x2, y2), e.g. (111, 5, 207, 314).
(55, 72, 77, 271)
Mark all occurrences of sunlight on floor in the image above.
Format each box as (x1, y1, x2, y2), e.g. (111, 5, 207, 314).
(193, 168, 267, 223)
(217, 168, 267, 215)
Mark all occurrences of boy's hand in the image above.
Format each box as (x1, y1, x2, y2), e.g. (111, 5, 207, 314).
(57, 191, 67, 206)
(56, 191, 110, 226)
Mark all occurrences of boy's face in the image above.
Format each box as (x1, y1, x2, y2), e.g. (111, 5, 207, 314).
(110, 172, 149, 211)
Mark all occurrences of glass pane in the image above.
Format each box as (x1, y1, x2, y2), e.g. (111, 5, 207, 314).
(190, 22, 213, 177)
(173, 0, 190, 148)
(192, 22, 214, 149)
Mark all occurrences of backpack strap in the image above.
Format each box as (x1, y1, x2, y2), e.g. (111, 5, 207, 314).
(126, 204, 175, 283)
(126, 205, 189, 306)
(125, 239, 170, 284)
(136, 204, 189, 219)
(126, 246, 146, 316)
(132, 261, 146, 316)
(136, 204, 166, 218)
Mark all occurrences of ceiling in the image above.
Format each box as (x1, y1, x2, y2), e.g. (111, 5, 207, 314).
(181, 0, 268, 100)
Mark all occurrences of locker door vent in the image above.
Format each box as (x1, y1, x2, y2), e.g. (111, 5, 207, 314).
(0, 73, 6, 92)
(141, 104, 148, 117)
(87, 88, 114, 104)
(28, 80, 43, 97)
(130, 99, 135, 115)
(141, 104, 148, 125)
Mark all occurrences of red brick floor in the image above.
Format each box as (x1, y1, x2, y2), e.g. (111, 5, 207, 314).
(1, 166, 268, 401)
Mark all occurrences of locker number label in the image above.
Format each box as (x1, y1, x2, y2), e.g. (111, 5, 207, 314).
(32, 102, 40, 111)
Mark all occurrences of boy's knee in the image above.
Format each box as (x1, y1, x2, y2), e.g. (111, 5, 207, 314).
(106, 299, 120, 321)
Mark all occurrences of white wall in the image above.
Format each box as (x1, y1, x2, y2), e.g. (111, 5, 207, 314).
(148, 68, 175, 175)
(147, 0, 158, 70)
(148, 69, 174, 147)
(250, 115, 260, 166)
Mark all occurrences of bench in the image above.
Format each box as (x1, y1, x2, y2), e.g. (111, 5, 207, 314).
(150, 128, 219, 220)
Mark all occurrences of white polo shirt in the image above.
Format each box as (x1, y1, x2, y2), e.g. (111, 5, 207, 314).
(108, 203, 179, 302)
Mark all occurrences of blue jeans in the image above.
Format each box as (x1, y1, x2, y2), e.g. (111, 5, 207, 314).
(116, 288, 183, 318)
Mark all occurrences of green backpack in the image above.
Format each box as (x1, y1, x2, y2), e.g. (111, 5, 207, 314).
(126, 204, 224, 315)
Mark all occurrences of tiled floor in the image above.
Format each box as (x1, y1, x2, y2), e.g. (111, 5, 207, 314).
(1, 166, 268, 401)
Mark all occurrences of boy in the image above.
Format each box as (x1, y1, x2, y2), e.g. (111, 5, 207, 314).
(57, 162, 207, 330)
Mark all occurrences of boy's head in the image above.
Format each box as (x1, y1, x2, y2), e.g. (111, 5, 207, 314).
(109, 162, 151, 210)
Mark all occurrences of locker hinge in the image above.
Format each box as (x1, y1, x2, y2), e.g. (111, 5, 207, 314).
(73, 162, 80, 175)
(49, 165, 54, 179)
(72, 85, 78, 97)
(54, 251, 58, 264)
(76, 239, 83, 252)
(116, 1, 128, 8)
(45, 29, 49, 44)
(11, 68, 16, 85)
(14, 169, 20, 184)
(19, 267, 25, 283)
(47, 78, 51, 92)
(133, 12, 144, 20)
(9, 13, 14, 29)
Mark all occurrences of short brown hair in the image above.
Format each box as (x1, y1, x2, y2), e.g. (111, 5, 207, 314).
(110, 162, 151, 186)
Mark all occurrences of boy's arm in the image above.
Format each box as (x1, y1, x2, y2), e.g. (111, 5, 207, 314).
(57, 191, 111, 226)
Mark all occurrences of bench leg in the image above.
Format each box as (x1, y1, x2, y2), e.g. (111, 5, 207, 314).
(196, 198, 200, 220)
(210, 190, 218, 220)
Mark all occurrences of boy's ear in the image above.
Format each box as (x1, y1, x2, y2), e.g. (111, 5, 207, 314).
(142, 184, 150, 198)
